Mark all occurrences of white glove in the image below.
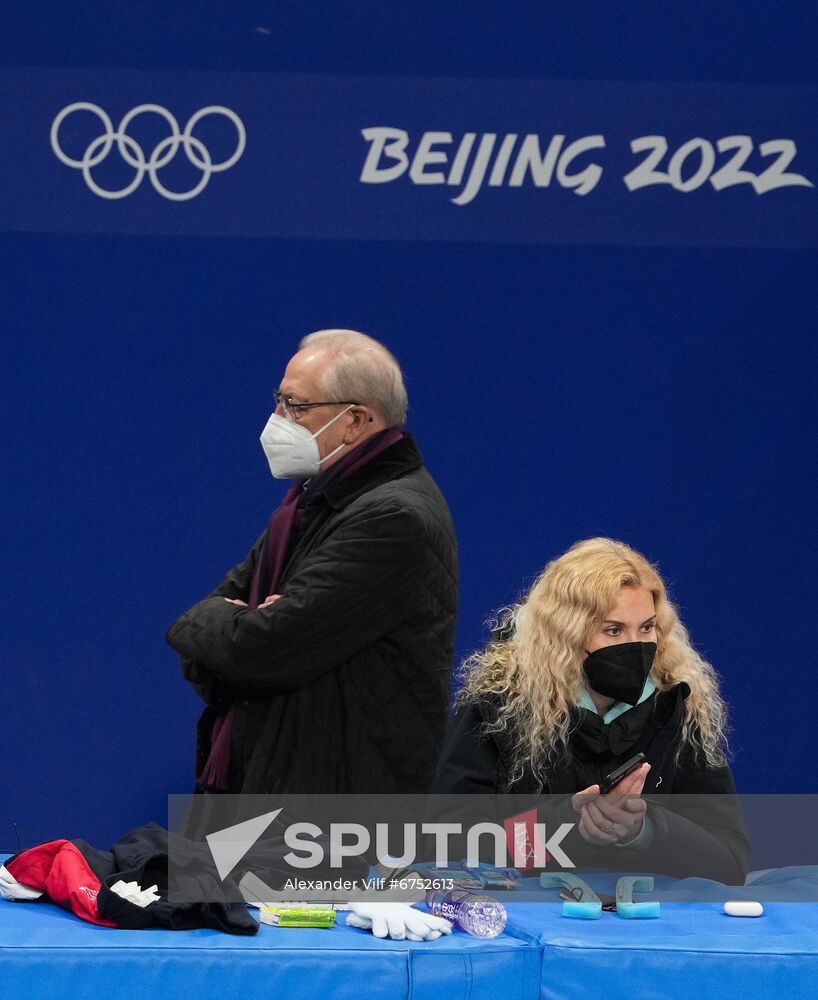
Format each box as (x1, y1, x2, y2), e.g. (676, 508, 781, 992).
(346, 902, 453, 941)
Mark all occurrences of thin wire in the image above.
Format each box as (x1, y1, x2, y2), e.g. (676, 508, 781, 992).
(0, 823, 23, 856)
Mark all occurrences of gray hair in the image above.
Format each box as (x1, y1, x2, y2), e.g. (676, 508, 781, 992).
(298, 329, 408, 427)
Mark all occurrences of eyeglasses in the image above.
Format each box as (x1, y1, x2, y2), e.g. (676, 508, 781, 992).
(273, 389, 359, 422)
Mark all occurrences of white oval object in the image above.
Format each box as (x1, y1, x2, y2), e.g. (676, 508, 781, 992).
(724, 900, 764, 917)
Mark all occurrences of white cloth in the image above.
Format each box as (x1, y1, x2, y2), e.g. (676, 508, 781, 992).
(0, 864, 43, 901)
(108, 880, 161, 908)
(346, 901, 452, 941)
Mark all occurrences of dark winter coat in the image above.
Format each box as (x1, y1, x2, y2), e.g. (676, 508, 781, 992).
(431, 684, 751, 883)
(167, 434, 458, 796)
(5, 822, 368, 934)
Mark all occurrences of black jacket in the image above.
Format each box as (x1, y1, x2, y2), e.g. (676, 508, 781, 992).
(432, 685, 750, 884)
(167, 434, 458, 795)
(7, 822, 367, 934)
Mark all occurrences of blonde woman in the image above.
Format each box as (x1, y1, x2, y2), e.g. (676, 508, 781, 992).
(432, 538, 750, 883)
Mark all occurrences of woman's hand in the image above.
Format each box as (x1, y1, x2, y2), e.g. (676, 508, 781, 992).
(571, 763, 650, 845)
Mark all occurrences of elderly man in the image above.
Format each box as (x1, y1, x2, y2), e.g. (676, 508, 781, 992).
(167, 329, 458, 796)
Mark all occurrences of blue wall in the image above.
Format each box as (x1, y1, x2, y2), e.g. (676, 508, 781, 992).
(2, 2, 816, 850)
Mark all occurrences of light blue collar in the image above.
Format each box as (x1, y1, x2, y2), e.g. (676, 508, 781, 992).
(579, 677, 657, 724)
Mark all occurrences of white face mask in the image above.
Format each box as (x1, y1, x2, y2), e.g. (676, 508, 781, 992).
(259, 406, 353, 479)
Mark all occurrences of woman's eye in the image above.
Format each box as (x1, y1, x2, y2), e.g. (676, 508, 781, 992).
(604, 626, 620, 636)
(642, 622, 656, 632)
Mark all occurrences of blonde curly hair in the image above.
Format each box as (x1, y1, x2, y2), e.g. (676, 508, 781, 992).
(458, 537, 728, 786)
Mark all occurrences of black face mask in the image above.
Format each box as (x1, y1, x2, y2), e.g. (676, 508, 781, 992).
(583, 641, 657, 706)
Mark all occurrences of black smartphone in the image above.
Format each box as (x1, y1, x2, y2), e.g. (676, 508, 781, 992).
(599, 753, 647, 794)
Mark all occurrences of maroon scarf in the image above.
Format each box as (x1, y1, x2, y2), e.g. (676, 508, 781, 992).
(198, 428, 403, 791)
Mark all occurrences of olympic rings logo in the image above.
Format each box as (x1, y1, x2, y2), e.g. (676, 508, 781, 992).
(50, 103, 246, 201)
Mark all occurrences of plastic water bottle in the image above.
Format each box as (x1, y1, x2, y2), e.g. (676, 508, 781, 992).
(425, 889, 507, 938)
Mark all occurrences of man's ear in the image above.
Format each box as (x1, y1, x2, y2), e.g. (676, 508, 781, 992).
(345, 406, 370, 440)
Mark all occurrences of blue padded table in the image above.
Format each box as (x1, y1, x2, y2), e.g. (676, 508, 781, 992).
(0, 891, 541, 1000)
(4, 861, 818, 1000)
(514, 899, 818, 1000)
